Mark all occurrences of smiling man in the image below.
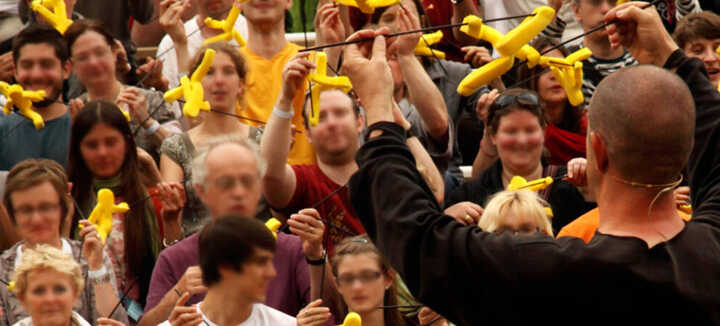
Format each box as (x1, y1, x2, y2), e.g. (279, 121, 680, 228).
(0, 24, 72, 170)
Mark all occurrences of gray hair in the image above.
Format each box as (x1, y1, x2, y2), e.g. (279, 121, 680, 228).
(191, 134, 267, 186)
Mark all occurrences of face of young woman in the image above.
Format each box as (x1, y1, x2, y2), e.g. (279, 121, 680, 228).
(201, 51, 243, 113)
(335, 253, 392, 314)
(79, 123, 128, 179)
(19, 269, 78, 326)
(536, 49, 567, 105)
(491, 110, 544, 175)
(683, 37, 720, 88)
(70, 31, 116, 88)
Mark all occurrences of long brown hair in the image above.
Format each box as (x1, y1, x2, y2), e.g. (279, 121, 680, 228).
(67, 100, 158, 304)
(331, 235, 406, 326)
(516, 37, 584, 133)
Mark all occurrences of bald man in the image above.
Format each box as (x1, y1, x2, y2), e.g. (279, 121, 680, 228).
(343, 2, 720, 325)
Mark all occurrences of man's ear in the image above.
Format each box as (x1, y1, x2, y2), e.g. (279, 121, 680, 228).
(589, 131, 608, 173)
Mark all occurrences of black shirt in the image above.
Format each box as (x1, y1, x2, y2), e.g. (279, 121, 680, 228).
(445, 160, 596, 232)
(349, 51, 720, 324)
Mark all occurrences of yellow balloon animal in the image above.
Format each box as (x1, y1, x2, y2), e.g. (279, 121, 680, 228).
(30, 0, 73, 35)
(0, 82, 46, 129)
(538, 47, 593, 106)
(164, 49, 216, 118)
(333, 0, 400, 14)
(507, 175, 554, 192)
(414, 30, 446, 59)
(338, 312, 361, 326)
(307, 51, 354, 126)
(203, 4, 247, 47)
(87, 189, 129, 243)
(265, 218, 282, 239)
(457, 6, 555, 96)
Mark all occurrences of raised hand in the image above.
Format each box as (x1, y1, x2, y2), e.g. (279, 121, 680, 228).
(169, 292, 202, 326)
(296, 299, 331, 326)
(78, 220, 105, 270)
(288, 208, 325, 260)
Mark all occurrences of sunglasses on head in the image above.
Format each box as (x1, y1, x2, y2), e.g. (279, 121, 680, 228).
(491, 92, 540, 112)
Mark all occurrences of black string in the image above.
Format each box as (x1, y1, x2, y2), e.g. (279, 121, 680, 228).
(299, 13, 536, 53)
(506, 0, 661, 90)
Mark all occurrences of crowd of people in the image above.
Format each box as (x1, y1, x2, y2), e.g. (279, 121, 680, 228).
(0, 0, 719, 325)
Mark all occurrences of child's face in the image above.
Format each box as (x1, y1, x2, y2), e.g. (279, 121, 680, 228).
(683, 37, 720, 88)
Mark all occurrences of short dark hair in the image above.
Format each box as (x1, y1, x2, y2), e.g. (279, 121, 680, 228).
(486, 88, 546, 135)
(673, 11, 720, 49)
(198, 215, 277, 286)
(302, 89, 361, 130)
(12, 24, 69, 64)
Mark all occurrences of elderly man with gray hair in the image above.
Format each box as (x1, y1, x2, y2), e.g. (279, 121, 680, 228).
(137, 135, 310, 326)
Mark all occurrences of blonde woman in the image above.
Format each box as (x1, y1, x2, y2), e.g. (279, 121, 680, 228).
(478, 190, 553, 236)
(10, 245, 124, 326)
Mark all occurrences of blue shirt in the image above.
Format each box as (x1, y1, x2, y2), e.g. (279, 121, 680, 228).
(0, 111, 71, 170)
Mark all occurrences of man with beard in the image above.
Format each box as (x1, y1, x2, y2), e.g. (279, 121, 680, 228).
(261, 53, 445, 254)
(0, 24, 72, 170)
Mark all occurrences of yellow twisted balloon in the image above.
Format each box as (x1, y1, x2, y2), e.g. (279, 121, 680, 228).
(0, 82, 46, 129)
(164, 49, 216, 118)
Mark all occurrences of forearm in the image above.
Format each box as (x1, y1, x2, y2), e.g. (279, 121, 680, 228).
(397, 55, 449, 140)
(260, 98, 296, 205)
(451, 0, 483, 45)
(137, 290, 180, 326)
(407, 136, 445, 203)
(93, 281, 123, 319)
(174, 39, 191, 76)
(471, 136, 497, 178)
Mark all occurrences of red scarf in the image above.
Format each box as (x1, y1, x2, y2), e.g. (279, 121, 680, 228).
(544, 116, 587, 165)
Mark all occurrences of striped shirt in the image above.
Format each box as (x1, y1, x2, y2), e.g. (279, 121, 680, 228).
(577, 43, 638, 107)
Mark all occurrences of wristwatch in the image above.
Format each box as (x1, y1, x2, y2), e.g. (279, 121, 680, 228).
(306, 249, 327, 266)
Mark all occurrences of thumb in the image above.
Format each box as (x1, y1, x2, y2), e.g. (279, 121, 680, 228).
(371, 35, 387, 61)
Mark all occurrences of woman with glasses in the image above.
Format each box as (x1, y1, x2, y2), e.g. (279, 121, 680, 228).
(68, 101, 185, 322)
(444, 88, 595, 233)
(64, 19, 181, 162)
(0, 159, 127, 325)
(295, 233, 447, 326)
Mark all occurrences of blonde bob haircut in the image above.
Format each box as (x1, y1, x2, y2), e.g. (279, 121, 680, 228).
(11, 244, 84, 297)
(478, 190, 553, 236)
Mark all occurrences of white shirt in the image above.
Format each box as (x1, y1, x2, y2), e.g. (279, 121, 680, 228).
(12, 311, 91, 326)
(0, 0, 18, 14)
(156, 14, 249, 90)
(480, 0, 583, 51)
(159, 303, 295, 326)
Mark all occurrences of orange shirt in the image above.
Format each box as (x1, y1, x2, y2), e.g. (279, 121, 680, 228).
(239, 43, 315, 165)
(557, 207, 692, 243)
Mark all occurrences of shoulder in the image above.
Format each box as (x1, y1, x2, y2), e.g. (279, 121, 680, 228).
(276, 232, 303, 251)
(158, 234, 199, 263)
